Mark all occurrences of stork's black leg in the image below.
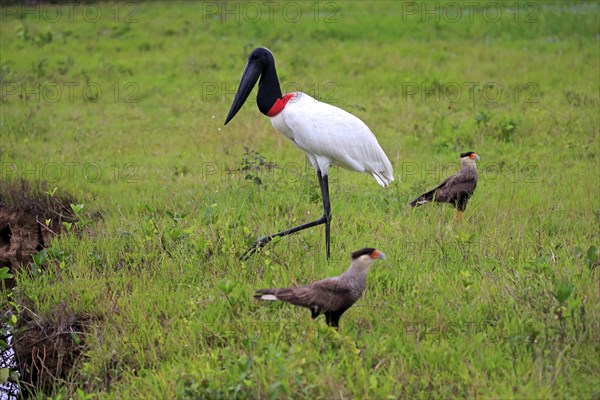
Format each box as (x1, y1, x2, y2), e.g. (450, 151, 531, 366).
(240, 170, 332, 260)
(319, 172, 332, 260)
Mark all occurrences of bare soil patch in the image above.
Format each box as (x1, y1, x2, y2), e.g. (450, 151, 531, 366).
(0, 180, 76, 275)
(0, 179, 91, 397)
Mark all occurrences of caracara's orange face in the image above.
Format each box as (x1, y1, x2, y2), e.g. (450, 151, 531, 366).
(369, 250, 385, 260)
(469, 153, 479, 160)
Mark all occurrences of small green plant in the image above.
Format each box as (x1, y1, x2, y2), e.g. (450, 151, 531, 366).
(33, 31, 52, 46)
(29, 249, 48, 276)
(173, 165, 190, 179)
(564, 90, 590, 107)
(475, 110, 491, 127)
(16, 22, 52, 46)
(16, 23, 29, 42)
(460, 269, 473, 293)
(75, 387, 96, 400)
(57, 57, 73, 76)
(0, 267, 13, 292)
(217, 279, 239, 310)
(217, 279, 237, 296)
(552, 279, 575, 342)
(571, 244, 599, 270)
(0, 267, 13, 282)
(525, 254, 553, 273)
(553, 280, 575, 305)
(497, 117, 519, 143)
(70, 203, 92, 229)
(583, 245, 598, 269)
(240, 147, 267, 186)
(45, 186, 58, 197)
(31, 59, 47, 79)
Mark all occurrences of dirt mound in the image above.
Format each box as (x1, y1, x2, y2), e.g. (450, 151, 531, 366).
(14, 306, 91, 397)
(0, 180, 76, 275)
(1, 180, 85, 396)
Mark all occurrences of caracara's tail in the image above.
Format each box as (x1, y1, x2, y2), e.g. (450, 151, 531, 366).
(254, 287, 300, 302)
(410, 188, 437, 207)
(254, 289, 279, 301)
(254, 287, 315, 310)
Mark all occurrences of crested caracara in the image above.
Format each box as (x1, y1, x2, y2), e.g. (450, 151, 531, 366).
(254, 248, 385, 328)
(410, 152, 479, 219)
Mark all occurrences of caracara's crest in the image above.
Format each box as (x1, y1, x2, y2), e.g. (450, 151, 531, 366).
(351, 247, 378, 259)
(460, 151, 478, 159)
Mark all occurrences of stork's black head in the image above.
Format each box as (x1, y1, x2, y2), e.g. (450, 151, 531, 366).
(248, 47, 274, 68)
(224, 47, 282, 125)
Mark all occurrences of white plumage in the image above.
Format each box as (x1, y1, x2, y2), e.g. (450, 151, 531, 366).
(225, 47, 395, 259)
(270, 92, 394, 186)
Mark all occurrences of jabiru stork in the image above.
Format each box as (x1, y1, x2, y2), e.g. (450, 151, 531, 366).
(254, 247, 385, 329)
(225, 47, 394, 260)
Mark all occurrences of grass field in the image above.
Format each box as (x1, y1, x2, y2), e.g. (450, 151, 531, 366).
(1, 1, 599, 398)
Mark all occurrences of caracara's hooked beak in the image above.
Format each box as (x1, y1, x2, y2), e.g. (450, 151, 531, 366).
(473, 154, 480, 161)
(371, 250, 386, 260)
(224, 60, 262, 125)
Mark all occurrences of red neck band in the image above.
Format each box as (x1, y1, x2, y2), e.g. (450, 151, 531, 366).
(267, 93, 295, 117)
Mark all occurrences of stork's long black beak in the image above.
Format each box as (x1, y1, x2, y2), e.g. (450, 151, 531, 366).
(224, 61, 261, 125)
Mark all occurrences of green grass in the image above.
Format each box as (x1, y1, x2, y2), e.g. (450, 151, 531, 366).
(1, 1, 599, 398)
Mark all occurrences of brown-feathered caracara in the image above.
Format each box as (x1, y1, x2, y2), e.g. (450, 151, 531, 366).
(410, 152, 479, 219)
(254, 248, 385, 328)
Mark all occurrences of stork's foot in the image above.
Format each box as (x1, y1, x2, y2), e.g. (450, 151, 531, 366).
(240, 236, 273, 260)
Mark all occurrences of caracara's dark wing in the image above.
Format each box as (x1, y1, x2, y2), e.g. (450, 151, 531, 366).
(410, 169, 477, 211)
(410, 175, 452, 207)
(254, 277, 354, 316)
(434, 171, 477, 207)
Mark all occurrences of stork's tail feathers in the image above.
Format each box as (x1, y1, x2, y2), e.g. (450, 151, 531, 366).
(371, 170, 394, 187)
(410, 189, 436, 207)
